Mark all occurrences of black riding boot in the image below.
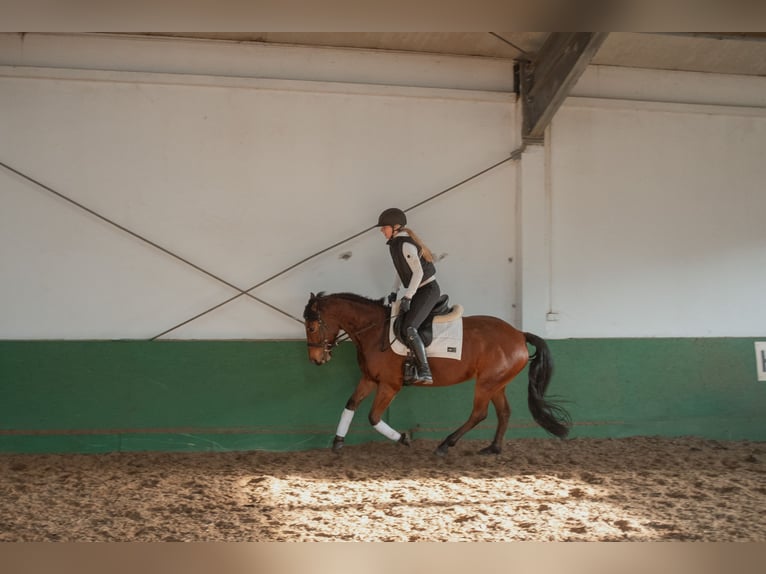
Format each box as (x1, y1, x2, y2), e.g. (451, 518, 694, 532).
(405, 326, 433, 384)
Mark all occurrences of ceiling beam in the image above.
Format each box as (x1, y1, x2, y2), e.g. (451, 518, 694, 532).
(519, 33, 609, 143)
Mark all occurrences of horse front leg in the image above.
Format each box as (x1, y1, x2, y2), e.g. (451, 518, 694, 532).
(332, 376, 376, 453)
(368, 383, 411, 447)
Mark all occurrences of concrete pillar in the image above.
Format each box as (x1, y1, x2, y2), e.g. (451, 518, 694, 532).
(517, 142, 552, 336)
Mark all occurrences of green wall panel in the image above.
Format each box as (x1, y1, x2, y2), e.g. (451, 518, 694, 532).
(1, 338, 764, 453)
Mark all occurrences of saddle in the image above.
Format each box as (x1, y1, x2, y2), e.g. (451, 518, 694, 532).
(393, 294, 453, 347)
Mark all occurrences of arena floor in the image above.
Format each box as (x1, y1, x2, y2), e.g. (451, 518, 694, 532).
(1, 436, 764, 541)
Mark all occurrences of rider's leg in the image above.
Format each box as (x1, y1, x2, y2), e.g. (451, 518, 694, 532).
(401, 281, 440, 385)
(405, 325, 433, 384)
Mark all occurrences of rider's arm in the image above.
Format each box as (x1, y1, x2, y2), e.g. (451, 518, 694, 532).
(391, 273, 401, 296)
(401, 241, 424, 300)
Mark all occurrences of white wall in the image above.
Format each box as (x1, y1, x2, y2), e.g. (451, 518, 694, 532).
(519, 67, 766, 338)
(550, 99, 766, 337)
(4, 35, 765, 341)
(0, 35, 519, 340)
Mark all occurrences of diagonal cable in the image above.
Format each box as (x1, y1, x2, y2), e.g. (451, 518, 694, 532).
(0, 160, 304, 332)
(155, 154, 518, 338)
(489, 32, 534, 60)
(3, 152, 520, 340)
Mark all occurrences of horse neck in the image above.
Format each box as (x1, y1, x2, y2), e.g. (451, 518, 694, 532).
(325, 296, 384, 339)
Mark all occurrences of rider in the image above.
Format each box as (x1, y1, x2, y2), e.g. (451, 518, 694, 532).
(377, 207, 441, 385)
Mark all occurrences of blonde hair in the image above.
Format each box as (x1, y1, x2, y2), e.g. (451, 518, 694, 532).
(400, 226, 434, 263)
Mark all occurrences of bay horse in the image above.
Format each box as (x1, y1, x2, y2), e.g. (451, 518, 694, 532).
(303, 292, 571, 456)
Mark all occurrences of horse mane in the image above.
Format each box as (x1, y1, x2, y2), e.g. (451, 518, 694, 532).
(304, 291, 385, 321)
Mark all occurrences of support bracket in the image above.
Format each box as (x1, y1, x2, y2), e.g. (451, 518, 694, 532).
(519, 33, 609, 144)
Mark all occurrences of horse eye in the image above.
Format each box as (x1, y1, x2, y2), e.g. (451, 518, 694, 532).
(308, 325, 317, 333)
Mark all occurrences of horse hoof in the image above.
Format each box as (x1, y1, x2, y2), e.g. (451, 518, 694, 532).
(332, 437, 344, 454)
(478, 445, 501, 455)
(398, 432, 411, 447)
(434, 445, 449, 457)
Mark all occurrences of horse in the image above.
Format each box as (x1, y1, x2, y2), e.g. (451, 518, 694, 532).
(303, 292, 571, 456)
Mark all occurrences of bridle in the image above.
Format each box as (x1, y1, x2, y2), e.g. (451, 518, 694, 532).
(305, 312, 347, 353)
(305, 303, 396, 354)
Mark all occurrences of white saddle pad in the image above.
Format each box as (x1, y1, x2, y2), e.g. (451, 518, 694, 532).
(389, 300, 463, 360)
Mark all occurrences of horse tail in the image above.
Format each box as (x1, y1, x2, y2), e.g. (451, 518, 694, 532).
(524, 332, 571, 439)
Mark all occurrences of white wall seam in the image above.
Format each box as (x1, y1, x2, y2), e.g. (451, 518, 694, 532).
(565, 96, 766, 117)
(0, 66, 514, 104)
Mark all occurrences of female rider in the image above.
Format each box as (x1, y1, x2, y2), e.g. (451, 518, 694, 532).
(377, 207, 441, 384)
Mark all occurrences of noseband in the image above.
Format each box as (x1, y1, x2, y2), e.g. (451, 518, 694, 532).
(306, 312, 344, 352)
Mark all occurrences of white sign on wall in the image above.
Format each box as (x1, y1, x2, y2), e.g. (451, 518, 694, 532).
(756, 342, 766, 382)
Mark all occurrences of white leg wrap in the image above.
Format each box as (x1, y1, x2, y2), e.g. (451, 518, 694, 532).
(335, 408, 355, 438)
(373, 420, 402, 442)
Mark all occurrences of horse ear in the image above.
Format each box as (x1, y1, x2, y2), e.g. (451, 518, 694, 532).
(310, 292, 315, 299)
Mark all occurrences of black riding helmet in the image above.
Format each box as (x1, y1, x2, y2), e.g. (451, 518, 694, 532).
(377, 208, 407, 228)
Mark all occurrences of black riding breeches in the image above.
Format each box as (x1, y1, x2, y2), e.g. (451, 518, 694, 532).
(401, 280, 441, 332)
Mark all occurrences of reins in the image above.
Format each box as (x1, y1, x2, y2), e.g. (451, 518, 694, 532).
(380, 307, 395, 352)
(307, 303, 399, 353)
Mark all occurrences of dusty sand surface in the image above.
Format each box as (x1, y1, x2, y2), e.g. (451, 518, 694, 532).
(1, 436, 764, 542)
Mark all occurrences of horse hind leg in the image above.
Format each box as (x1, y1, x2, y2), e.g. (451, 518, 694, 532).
(478, 390, 511, 455)
(435, 392, 492, 457)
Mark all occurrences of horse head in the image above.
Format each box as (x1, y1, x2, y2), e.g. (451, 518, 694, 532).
(303, 292, 340, 365)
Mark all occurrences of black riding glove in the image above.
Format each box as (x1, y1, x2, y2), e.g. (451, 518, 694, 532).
(399, 297, 411, 313)
(387, 292, 397, 304)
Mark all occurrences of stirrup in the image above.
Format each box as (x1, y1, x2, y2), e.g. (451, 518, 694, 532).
(402, 360, 418, 386)
(404, 327, 433, 385)
(415, 368, 433, 385)
(402, 363, 434, 387)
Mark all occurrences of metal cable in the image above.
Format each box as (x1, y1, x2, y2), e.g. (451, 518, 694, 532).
(157, 154, 519, 338)
(0, 161, 304, 333)
(489, 32, 534, 60)
(246, 155, 517, 294)
(3, 149, 523, 340)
